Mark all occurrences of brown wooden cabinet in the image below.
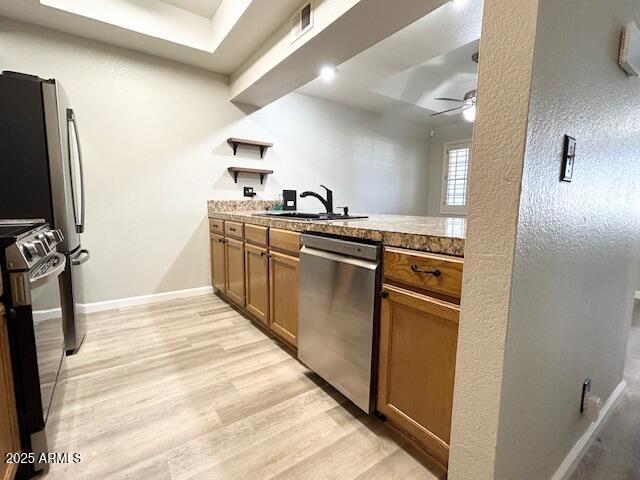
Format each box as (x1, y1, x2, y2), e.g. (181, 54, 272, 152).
(1, 307, 20, 480)
(209, 218, 224, 235)
(225, 237, 245, 306)
(384, 247, 464, 301)
(208, 218, 464, 467)
(210, 234, 226, 293)
(377, 284, 459, 467)
(244, 243, 269, 325)
(269, 251, 299, 347)
(269, 228, 300, 256)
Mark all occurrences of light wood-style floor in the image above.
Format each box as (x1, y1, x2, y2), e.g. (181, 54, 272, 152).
(570, 302, 640, 480)
(43, 294, 444, 480)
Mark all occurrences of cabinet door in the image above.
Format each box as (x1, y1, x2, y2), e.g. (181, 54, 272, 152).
(245, 243, 269, 325)
(269, 251, 299, 347)
(1, 308, 20, 480)
(210, 234, 226, 292)
(377, 285, 459, 466)
(225, 237, 245, 306)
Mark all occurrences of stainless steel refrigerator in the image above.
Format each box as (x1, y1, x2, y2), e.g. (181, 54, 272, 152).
(0, 71, 89, 355)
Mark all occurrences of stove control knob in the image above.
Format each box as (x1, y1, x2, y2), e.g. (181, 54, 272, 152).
(37, 233, 51, 249)
(33, 240, 48, 256)
(53, 229, 64, 243)
(23, 242, 38, 260)
(44, 231, 57, 245)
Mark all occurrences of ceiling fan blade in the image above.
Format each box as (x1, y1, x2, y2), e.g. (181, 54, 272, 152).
(435, 97, 463, 103)
(430, 106, 463, 117)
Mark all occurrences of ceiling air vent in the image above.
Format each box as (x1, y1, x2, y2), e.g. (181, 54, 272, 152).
(291, 1, 314, 43)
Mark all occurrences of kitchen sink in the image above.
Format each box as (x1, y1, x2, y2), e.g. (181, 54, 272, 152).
(254, 212, 368, 221)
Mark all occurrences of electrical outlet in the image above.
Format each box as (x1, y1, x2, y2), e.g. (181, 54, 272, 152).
(581, 377, 592, 413)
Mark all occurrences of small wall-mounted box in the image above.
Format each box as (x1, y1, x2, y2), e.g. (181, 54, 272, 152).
(619, 21, 640, 76)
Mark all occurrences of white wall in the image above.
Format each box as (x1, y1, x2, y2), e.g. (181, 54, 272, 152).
(426, 121, 474, 216)
(493, 1, 640, 479)
(0, 18, 429, 304)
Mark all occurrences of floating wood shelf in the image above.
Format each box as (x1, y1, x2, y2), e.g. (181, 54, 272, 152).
(227, 138, 273, 158)
(228, 167, 273, 185)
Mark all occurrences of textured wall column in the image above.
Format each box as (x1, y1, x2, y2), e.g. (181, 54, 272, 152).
(447, 0, 540, 478)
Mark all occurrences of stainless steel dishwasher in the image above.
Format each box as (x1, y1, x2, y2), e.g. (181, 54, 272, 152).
(298, 233, 381, 413)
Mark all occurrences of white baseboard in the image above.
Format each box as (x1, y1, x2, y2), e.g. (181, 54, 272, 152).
(33, 307, 62, 323)
(32, 286, 213, 320)
(550, 380, 627, 480)
(79, 285, 214, 314)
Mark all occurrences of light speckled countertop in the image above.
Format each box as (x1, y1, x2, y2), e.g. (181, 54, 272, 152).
(207, 201, 465, 256)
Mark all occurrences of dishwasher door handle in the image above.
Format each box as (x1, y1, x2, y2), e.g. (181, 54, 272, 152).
(300, 245, 379, 270)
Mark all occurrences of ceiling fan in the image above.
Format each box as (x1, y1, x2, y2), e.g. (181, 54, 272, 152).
(431, 52, 479, 122)
(431, 89, 477, 122)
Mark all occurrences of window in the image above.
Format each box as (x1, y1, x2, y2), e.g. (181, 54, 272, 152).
(441, 140, 472, 215)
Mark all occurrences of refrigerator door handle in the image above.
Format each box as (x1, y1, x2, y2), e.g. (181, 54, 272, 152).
(67, 108, 86, 234)
(71, 249, 90, 266)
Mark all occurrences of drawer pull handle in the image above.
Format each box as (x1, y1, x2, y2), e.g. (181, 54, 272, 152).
(229, 228, 236, 232)
(218, 238, 226, 244)
(411, 265, 442, 277)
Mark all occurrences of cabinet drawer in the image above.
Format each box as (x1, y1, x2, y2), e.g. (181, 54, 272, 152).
(384, 247, 463, 300)
(209, 218, 224, 235)
(269, 228, 300, 256)
(224, 221, 244, 240)
(245, 224, 268, 247)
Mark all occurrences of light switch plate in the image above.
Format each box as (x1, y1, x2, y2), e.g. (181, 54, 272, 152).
(561, 135, 576, 182)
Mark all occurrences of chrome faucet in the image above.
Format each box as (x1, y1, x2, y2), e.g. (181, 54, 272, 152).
(300, 185, 333, 214)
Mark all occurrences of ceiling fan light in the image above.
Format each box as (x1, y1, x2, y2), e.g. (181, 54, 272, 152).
(463, 104, 476, 122)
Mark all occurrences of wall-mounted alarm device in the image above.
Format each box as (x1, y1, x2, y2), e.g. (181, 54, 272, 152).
(619, 21, 640, 76)
(282, 189, 297, 211)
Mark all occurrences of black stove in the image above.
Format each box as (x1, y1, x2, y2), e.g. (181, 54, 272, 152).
(0, 219, 66, 479)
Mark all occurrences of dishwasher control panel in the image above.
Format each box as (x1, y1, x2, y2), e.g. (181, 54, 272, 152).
(300, 233, 380, 261)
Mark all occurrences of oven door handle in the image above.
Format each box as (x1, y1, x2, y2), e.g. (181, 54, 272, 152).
(29, 253, 67, 288)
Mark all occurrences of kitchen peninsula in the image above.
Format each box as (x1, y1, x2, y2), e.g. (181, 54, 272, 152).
(207, 201, 465, 257)
(207, 200, 465, 467)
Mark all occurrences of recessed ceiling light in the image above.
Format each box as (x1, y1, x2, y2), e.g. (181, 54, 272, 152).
(320, 66, 336, 82)
(450, 0, 467, 6)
